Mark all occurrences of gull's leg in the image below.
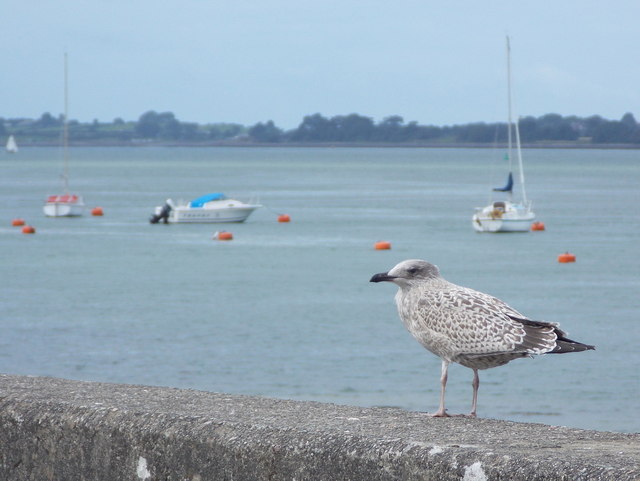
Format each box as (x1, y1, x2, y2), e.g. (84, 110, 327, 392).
(469, 368, 479, 417)
(430, 360, 450, 417)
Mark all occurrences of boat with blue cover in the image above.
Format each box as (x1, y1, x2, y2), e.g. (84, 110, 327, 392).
(150, 193, 261, 224)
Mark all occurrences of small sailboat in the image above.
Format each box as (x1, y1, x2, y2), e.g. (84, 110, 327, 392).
(6, 135, 18, 153)
(44, 53, 84, 217)
(472, 37, 534, 233)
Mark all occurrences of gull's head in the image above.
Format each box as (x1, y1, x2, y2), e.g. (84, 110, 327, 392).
(369, 259, 441, 288)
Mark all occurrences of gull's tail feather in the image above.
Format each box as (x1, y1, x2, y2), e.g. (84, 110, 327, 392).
(509, 315, 595, 354)
(550, 337, 596, 353)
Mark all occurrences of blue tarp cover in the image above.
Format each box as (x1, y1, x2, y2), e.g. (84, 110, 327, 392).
(189, 193, 226, 207)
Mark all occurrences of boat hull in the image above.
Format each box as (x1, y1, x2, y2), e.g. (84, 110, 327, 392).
(472, 215, 534, 233)
(168, 205, 260, 223)
(472, 201, 534, 233)
(43, 195, 85, 217)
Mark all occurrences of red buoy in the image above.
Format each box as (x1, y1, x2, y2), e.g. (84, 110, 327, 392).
(12, 218, 25, 226)
(91, 207, 104, 216)
(215, 231, 233, 241)
(22, 225, 36, 234)
(374, 241, 392, 250)
(531, 221, 545, 231)
(278, 214, 291, 223)
(558, 252, 576, 263)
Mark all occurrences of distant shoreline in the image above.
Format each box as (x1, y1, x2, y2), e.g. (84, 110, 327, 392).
(12, 140, 640, 150)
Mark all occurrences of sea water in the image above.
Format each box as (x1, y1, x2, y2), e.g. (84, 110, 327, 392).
(1, 146, 638, 433)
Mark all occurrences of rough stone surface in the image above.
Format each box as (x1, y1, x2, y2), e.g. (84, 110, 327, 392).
(0, 374, 638, 480)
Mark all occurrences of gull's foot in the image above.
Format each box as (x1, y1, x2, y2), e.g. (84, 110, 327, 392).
(427, 410, 450, 418)
(425, 411, 477, 418)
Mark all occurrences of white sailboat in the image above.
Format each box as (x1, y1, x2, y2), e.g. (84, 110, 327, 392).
(6, 135, 18, 153)
(472, 37, 535, 233)
(44, 53, 84, 217)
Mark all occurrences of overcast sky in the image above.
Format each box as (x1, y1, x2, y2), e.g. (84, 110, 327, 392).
(3, 0, 638, 129)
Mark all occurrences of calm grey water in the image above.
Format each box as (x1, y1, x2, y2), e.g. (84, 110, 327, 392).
(1, 146, 638, 433)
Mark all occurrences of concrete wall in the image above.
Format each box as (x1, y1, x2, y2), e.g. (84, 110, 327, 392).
(1, 374, 638, 481)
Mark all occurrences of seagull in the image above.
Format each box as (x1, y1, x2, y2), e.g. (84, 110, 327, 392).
(370, 259, 595, 417)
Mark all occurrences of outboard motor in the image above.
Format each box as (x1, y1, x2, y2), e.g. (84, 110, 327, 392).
(149, 200, 173, 224)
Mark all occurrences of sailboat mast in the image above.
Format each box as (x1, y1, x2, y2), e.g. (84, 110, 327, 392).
(514, 119, 528, 204)
(508, 38, 528, 205)
(63, 52, 70, 193)
(506, 36, 513, 174)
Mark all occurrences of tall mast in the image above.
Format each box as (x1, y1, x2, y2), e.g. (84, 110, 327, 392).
(63, 52, 69, 192)
(515, 118, 527, 204)
(506, 36, 513, 175)
(508, 37, 528, 205)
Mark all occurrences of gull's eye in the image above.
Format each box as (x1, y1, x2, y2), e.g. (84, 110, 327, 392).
(407, 267, 418, 274)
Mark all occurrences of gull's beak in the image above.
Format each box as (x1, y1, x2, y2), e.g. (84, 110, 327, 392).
(370, 272, 396, 283)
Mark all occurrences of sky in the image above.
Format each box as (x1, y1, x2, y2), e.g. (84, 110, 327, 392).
(2, 0, 639, 129)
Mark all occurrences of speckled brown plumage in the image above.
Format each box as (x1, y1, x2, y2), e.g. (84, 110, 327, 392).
(370, 259, 595, 417)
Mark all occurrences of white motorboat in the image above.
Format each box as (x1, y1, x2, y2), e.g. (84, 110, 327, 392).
(44, 53, 84, 217)
(150, 193, 261, 224)
(473, 36, 534, 233)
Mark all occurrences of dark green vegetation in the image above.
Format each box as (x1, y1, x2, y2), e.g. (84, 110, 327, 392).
(2, 110, 639, 146)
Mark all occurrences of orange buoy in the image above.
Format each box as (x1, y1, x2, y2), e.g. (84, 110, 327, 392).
(277, 214, 291, 223)
(558, 252, 576, 263)
(12, 218, 25, 226)
(374, 241, 392, 250)
(216, 231, 233, 241)
(531, 221, 545, 231)
(91, 207, 104, 216)
(22, 225, 36, 234)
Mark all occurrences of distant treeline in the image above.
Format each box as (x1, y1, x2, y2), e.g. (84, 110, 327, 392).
(3, 110, 639, 145)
